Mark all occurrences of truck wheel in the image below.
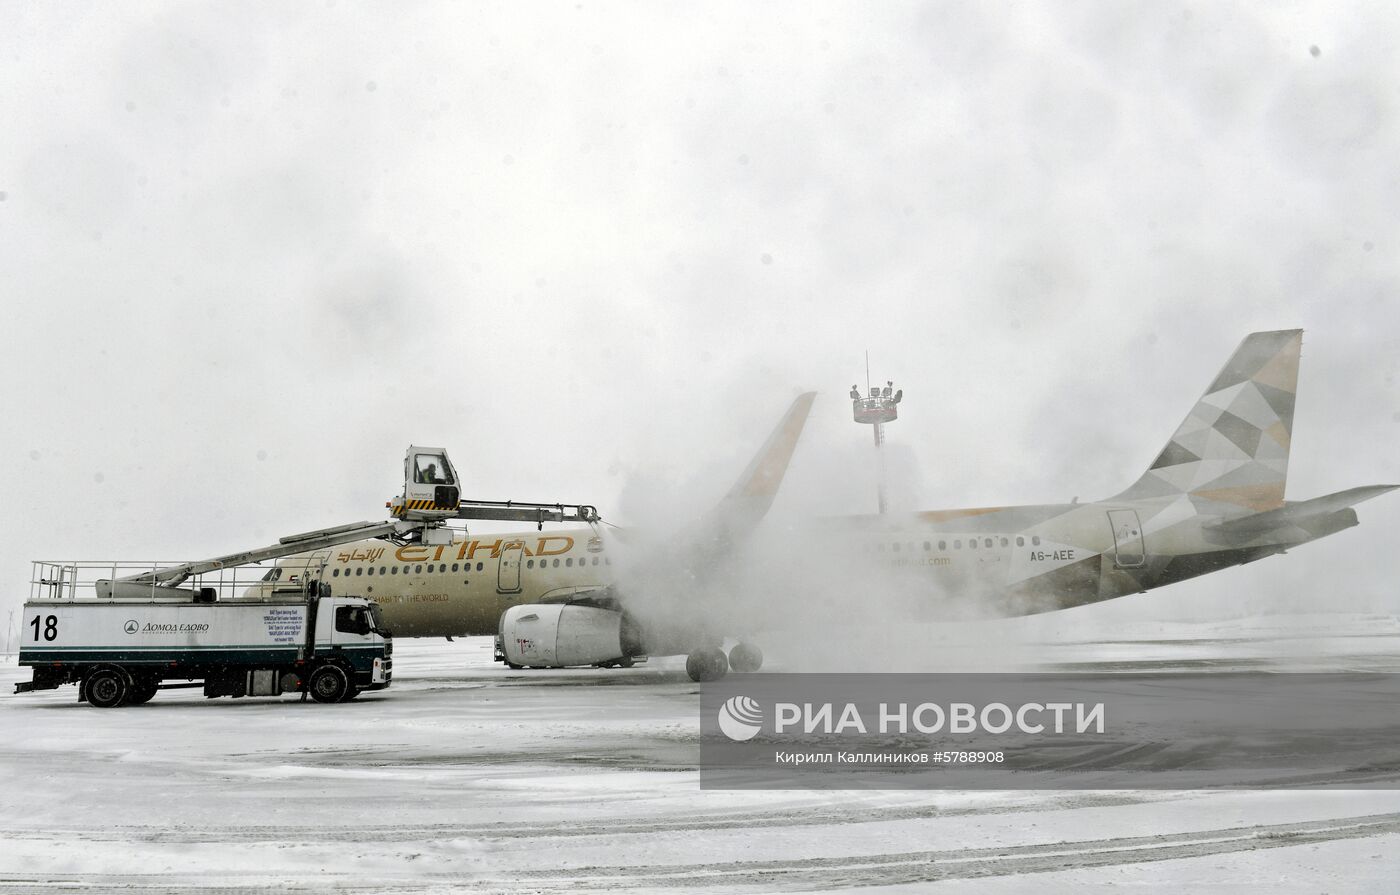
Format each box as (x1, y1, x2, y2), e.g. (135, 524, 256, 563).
(308, 664, 350, 704)
(127, 680, 160, 705)
(84, 669, 131, 708)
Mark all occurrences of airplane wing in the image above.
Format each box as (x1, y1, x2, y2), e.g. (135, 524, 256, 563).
(701, 391, 818, 553)
(498, 390, 818, 673)
(607, 391, 817, 650)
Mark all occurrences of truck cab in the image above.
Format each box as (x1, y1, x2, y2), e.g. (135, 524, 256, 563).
(318, 595, 393, 696)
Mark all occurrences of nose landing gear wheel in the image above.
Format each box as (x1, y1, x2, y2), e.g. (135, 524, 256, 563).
(728, 642, 763, 673)
(685, 648, 729, 682)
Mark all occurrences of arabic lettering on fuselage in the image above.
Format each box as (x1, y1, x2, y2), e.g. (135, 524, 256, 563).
(335, 547, 388, 564)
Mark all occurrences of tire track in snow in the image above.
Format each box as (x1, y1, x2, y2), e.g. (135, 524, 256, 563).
(4, 792, 1144, 844)
(4, 811, 1398, 893)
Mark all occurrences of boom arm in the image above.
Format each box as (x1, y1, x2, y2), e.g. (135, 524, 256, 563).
(125, 520, 407, 588)
(112, 446, 600, 592)
(451, 499, 600, 527)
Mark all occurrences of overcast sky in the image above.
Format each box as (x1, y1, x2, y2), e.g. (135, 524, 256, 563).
(3, 2, 1399, 638)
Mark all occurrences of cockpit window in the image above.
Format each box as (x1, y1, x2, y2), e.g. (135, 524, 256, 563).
(260, 568, 282, 582)
(414, 453, 453, 485)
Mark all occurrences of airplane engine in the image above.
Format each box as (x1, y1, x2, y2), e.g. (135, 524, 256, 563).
(498, 603, 634, 667)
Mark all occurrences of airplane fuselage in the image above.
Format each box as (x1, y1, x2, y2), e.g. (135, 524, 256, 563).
(272, 490, 1355, 639)
(270, 530, 614, 637)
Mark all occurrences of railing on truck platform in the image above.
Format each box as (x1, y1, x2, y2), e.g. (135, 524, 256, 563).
(29, 556, 331, 604)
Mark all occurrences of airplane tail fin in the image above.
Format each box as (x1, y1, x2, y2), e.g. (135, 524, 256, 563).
(1115, 329, 1302, 511)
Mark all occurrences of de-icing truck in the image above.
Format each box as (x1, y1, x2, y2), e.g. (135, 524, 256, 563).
(13, 445, 600, 708)
(16, 569, 392, 707)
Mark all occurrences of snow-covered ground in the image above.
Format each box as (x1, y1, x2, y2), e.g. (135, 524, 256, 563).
(3, 616, 1400, 893)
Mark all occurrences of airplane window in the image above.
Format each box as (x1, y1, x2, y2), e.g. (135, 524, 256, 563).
(922, 541, 930, 551)
(592, 557, 599, 566)
(954, 540, 961, 549)
(451, 563, 459, 572)
(414, 565, 423, 574)
(476, 562, 484, 572)
(526, 559, 534, 569)
(892, 543, 900, 553)
(356, 567, 363, 576)
(1017, 537, 1025, 547)
(332, 569, 340, 577)
(552, 559, 560, 568)
(390, 566, 398, 575)
(983, 538, 991, 548)
(1000, 537, 1009, 547)
(566, 558, 573, 567)
(1032, 536, 1041, 546)
(938, 540, 947, 551)
(970, 539, 978, 549)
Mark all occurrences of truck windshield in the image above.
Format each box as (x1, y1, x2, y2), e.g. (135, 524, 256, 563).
(368, 603, 388, 635)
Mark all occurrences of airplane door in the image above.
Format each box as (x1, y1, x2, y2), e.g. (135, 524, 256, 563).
(497, 543, 523, 594)
(1107, 510, 1146, 568)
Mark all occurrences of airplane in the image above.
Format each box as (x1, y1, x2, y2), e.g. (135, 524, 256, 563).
(265, 329, 1396, 681)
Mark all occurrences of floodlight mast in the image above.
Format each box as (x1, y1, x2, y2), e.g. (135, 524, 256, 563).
(850, 355, 903, 514)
